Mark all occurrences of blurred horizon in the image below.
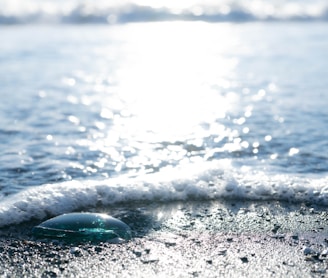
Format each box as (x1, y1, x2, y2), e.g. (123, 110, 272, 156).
(1, 0, 328, 25)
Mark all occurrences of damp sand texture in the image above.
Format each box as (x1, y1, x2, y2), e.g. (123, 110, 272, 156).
(1, 201, 328, 277)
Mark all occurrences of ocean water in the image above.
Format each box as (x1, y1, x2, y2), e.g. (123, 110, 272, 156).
(1, 0, 328, 227)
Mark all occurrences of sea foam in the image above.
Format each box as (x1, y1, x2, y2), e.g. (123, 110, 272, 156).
(1, 160, 328, 227)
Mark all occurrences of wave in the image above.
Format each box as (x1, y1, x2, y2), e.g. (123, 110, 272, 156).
(1, 1, 328, 25)
(1, 160, 328, 227)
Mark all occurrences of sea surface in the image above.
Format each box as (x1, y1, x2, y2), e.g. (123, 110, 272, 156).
(1, 0, 328, 226)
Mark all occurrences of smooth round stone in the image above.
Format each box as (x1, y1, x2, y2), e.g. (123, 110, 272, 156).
(32, 212, 132, 242)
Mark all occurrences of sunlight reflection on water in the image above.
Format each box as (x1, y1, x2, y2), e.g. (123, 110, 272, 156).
(1, 20, 328, 196)
(65, 22, 245, 176)
(106, 22, 239, 141)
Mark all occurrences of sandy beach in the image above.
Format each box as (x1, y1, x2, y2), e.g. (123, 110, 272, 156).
(1, 200, 328, 277)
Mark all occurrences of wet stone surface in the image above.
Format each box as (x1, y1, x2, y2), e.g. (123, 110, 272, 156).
(32, 213, 132, 242)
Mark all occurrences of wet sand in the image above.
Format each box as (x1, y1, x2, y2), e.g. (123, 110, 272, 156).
(1, 200, 328, 277)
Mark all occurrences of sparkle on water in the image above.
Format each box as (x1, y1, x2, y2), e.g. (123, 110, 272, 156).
(32, 213, 132, 242)
(66, 22, 242, 177)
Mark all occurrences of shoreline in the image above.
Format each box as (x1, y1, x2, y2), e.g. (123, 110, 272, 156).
(1, 200, 328, 277)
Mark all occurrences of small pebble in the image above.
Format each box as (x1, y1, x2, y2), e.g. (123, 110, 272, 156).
(41, 270, 58, 278)
(133, 249, 142, 257)
(217, 250, 227, 256)
(303, 246, 317, 256)
(271, 234, 285, 239)
(321, 249, 328, 256)
(291, 234, 299, 240)
(70, 247, 82, 256)
(141, 257, 159, 264)
(94, 246, 103, 253)
(271, 224, 281, 233)
(165, 241, 177, 247)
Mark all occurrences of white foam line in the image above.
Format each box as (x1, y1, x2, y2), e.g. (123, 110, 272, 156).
(1, 161, 328, 227)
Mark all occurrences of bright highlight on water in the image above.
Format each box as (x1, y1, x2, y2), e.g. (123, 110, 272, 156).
(32, 213, 132, 242)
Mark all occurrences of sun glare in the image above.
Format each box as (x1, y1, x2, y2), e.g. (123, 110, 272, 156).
(111, 22, 238, 142)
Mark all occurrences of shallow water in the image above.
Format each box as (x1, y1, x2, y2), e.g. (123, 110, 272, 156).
(1, 2, 328, 226)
